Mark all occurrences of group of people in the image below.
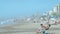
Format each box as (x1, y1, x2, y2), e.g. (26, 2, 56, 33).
(36, 23, 51, 34)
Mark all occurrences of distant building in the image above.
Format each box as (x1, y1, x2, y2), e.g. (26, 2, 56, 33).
(49, 4, 60, 19)
(53, 4, 60, 13)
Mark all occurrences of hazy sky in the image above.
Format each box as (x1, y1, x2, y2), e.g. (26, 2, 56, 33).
(0, 0, 60, 18)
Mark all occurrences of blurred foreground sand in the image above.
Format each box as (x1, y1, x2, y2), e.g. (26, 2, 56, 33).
(0, 23, 60, 34)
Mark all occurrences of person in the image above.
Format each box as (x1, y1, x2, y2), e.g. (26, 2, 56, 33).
(43, 24, 51, 34)
(36, 23, 51, 34)
(36, 24, 45, 34)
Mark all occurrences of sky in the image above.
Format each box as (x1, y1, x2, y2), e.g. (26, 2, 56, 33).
(0, 0, 60, 18)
